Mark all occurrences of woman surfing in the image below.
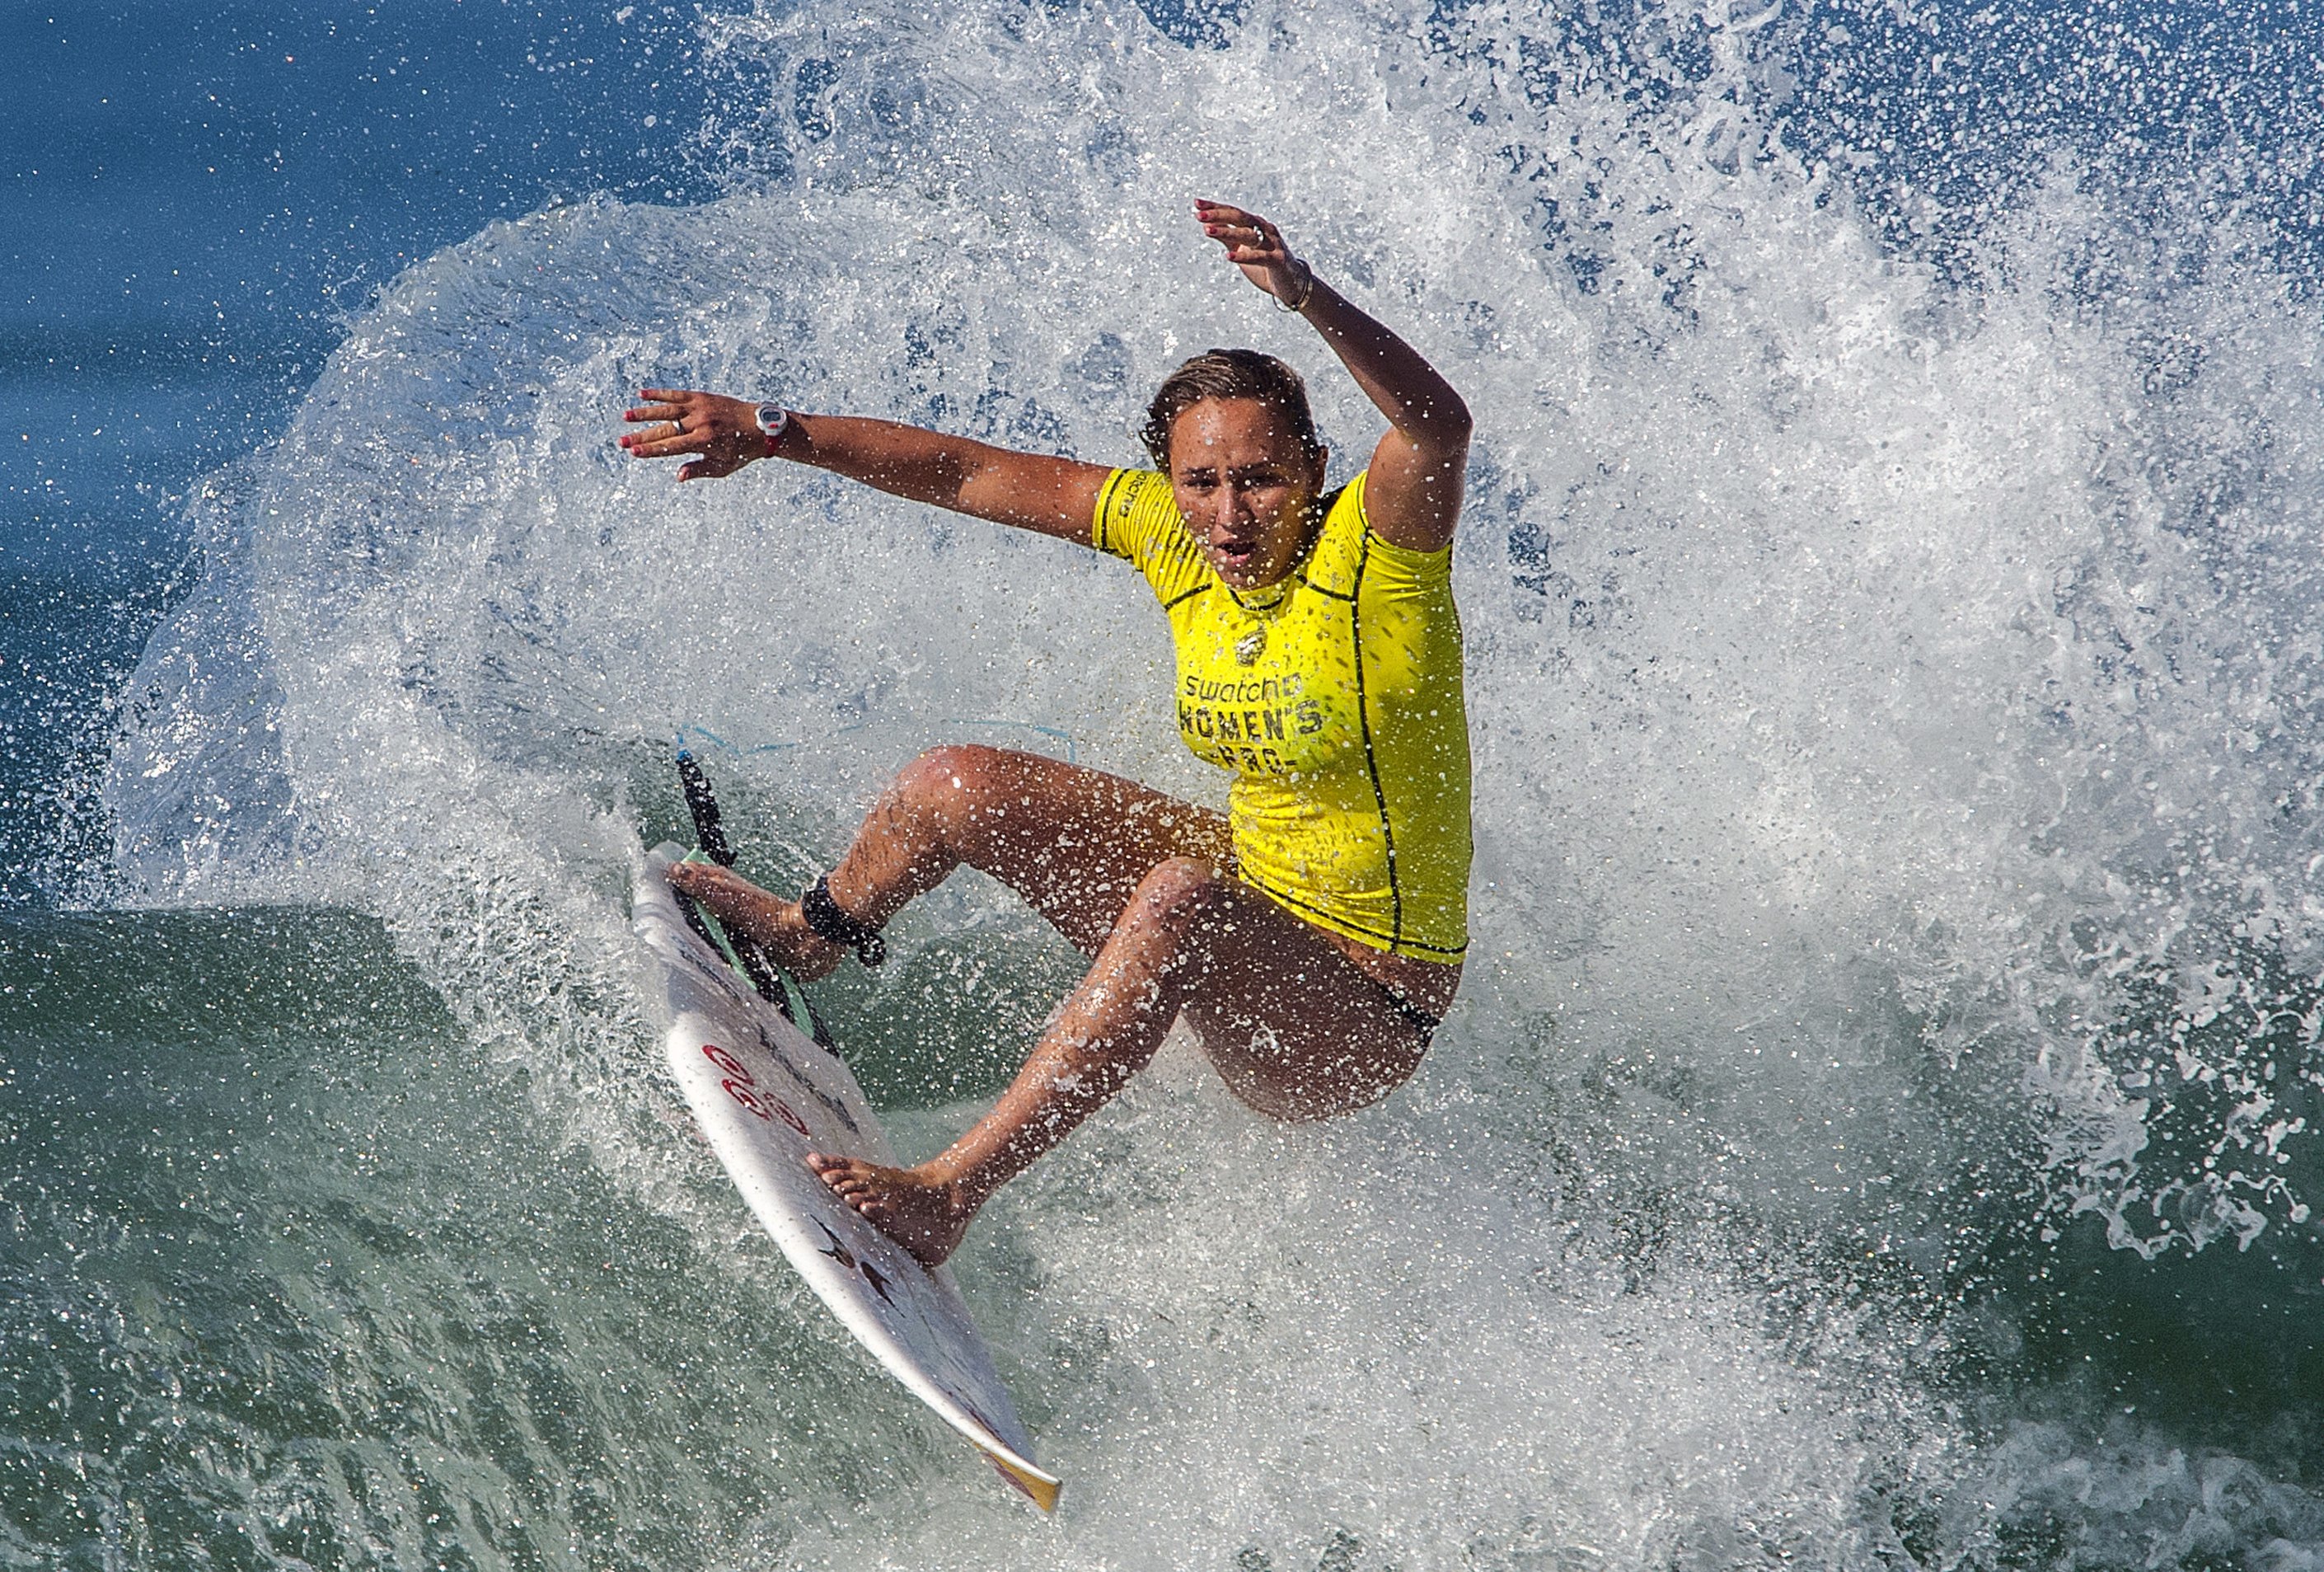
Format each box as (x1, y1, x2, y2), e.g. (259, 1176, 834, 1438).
(619, 199, 1473, 1267)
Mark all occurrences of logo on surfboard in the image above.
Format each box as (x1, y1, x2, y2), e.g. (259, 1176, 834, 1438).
(701, 1041, 811, 1136)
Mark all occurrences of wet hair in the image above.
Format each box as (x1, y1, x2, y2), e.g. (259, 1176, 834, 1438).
(1141, 349, 1323, 470)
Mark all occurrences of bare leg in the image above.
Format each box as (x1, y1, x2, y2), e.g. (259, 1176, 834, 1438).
(808, 857, 1455, 1265)
(821, 744, 1234, 951)
(665, 744, 1457, 1265)
(668, 744, 1231, 978)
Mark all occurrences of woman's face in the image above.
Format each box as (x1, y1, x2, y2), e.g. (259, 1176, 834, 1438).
(1166, 397, 1328, 590)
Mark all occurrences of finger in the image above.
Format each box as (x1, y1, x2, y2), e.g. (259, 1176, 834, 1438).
(623, 403, 684, 424)
(1195, 199, 1257, 225)
(1217, 237, 1278, 262)
(1202, 209, 1278, 250)
(621, 432, 710, 459)
(637, 387, 697, 404)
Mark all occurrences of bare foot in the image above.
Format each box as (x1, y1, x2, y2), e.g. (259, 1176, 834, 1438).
(807, 1152, 975, 1267)
(666, 861, 846, 982)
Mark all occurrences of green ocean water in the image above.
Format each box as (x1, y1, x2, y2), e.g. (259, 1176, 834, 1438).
(0, 904, 1093, 1566)
(9, 895, 2322, 1568)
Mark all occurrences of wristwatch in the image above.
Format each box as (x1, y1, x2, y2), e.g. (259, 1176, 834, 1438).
(754, 403, 789, 455)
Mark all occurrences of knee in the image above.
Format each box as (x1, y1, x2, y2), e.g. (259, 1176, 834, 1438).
(888, 744, 1011, 822)
(886, 744, 1059, 856)
(1123, 856, 1235, 939)
(894, 743, 1005, 799)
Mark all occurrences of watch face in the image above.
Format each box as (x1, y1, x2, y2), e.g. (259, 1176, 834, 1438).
(755, 405, 786, 435)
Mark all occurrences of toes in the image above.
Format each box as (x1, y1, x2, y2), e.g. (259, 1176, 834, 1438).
(810, 1160, 879, 1199)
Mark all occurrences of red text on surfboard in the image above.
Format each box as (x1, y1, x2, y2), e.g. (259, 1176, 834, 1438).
(703, 1041, 811, 1135)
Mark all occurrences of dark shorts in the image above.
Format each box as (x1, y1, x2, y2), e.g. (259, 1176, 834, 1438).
(1378, 981, 1445, 1043)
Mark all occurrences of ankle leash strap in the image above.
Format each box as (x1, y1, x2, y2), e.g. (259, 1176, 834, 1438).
(800, 875, 887, 967)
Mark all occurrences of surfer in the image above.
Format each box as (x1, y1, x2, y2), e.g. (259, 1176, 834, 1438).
(621, 199, 1472, 1267)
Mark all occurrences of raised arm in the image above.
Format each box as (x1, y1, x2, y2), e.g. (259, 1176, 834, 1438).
(1195, 200, 1473, 554)
(619, 389, 1110, 547)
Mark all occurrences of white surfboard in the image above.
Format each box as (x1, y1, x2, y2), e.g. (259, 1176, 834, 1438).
(633, 842, 1060, 1513)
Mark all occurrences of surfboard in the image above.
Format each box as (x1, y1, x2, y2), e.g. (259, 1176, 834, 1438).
(633, 838, 1061, 1513)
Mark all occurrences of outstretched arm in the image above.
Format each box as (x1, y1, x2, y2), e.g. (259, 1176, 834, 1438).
(1196, 200, 1473, 554)
(619, 389, 1110, 547)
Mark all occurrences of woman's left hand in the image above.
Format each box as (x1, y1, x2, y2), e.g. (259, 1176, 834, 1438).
(1197, 199, 1313, 310)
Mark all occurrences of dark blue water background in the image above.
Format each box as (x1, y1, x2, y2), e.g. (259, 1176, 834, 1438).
(2, 0, 718, 901)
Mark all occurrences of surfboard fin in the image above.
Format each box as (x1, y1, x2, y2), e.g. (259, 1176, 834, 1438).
(986, 1450, 1062, 1513)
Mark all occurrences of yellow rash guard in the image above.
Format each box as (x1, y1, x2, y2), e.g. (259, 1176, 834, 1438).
(1093, 467, 1472, 961)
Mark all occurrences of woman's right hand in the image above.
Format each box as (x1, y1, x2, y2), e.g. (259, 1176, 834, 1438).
(620, 388, 776, 481)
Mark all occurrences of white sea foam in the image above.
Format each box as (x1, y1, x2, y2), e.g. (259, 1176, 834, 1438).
(101, 0, 2324, 1562)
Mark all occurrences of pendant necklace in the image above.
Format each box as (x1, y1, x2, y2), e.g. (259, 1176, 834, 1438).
(1220, 502, 1316, 667)
(1228, 579, 1294, 666)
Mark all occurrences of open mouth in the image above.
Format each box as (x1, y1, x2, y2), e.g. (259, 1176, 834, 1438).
(1212, 540, 1258, 575)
